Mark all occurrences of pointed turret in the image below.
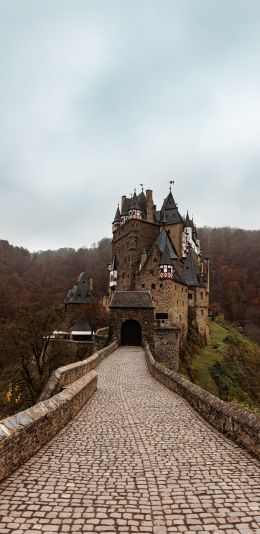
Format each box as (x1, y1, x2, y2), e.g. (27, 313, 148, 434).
(184, 211, 193, 229)
(112, 205, 121, 232)
(65, 272, 94, 304)
(160, 192, 182, 224)
(128, 190, 142, 220)
(182, 248, 202, 287)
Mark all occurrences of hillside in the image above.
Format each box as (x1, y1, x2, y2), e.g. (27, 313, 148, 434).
(191, 318, 260, 412)
(199, 227, 260, 342)
(1, 227, 260, 341)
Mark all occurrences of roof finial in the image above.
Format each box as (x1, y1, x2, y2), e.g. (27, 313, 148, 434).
(167, 179, 175, 192)
(140, 183, 144, 192)
(134, 188, 136, 195)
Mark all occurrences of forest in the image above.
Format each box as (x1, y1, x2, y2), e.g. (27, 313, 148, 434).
(0, 227, 259, 340)
(0, 227, 259, 417)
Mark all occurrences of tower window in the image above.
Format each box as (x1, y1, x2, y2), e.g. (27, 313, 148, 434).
(142, 284, 145, 288)
(188, 293, 193, 300)
(150, 269, 154, 275)
(156, 312, 168, 320)
(151, 284, 155, 289)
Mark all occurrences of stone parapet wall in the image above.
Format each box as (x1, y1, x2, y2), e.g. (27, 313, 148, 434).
(39, 341, 118, 401)
(144, 343, 260, 459)
(0, 341, 117, 482)
(153, 327, 180, 370)
(0, 371, 97, 482)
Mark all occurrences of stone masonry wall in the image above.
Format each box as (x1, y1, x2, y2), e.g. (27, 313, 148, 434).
(39, 342, 118, 401)
(110, 308, 154, 348)
(113, 219, 159, 290)
(145, 343, 260, 460)
(153, 328, 180, 370)
(0, 371, 97, 482)
(136, 249, 188, 335)
(0, 342, 118, 482)
(194, 286, 210, 342)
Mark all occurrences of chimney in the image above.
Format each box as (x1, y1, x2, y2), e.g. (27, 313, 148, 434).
(146, 189, 154, 223)
(89, 276, 94, 292)
(121, 195, 126, 213)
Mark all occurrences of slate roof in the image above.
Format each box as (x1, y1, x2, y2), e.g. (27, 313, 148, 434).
(160, 192, 183, 224)
(110, 291, 154, 308)
(113, 205, 121, 222)
(155, 230, 179, 260)
(138, 190, 146, 206)
(182, 249, 202, 287)
(184, 211, 193, 228)
(129, 192, 141, 210)
(65, 272, 94, 304)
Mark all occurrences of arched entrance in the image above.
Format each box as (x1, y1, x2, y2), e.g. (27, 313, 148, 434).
(121, 320, 142, 346)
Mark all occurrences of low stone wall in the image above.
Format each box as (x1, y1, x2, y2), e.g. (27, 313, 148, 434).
(145, 343, 260, 459)
(39, 341, 118, 401)
(0, 371, 97, 482)
(0, 341, 118, 482)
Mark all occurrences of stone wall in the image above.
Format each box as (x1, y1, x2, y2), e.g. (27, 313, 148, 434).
(136, 249, 188, 335)
(39, 342, 118, 401)
(153, 327, 180, 370)
(110, 308, 154, 348)
(113, 218, 159, 290)
(0, 342, 118, 482)
(194, 286, 210, 341)
(0, 371, 97, 482)
(145, 343, 260, 459)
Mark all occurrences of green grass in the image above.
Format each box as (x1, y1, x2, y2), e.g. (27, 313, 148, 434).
(192, 319, 260, 412)
(192, 321, 228, 395)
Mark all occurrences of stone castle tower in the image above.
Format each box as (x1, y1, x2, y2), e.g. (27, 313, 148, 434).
(108, 186, 209, 368)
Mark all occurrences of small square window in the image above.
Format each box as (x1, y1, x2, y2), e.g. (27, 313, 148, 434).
(152, 284, 155, 289)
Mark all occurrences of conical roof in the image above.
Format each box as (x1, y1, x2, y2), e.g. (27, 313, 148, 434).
(129, 191, 141, 210)
(160, 245, 173, 265)
(155, 229, 178, 261)
(138, 190, 146, 208)
(160, 192, 183, 224)
(184, 211, 193, 228)
(113, 205, 121, 222)
(65, 272, 94, 304)
(182, 249, 202, 287)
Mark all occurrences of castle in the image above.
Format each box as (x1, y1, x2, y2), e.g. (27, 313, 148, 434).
(108, 186, 209, 368)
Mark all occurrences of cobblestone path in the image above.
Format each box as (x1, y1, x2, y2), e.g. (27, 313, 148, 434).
(0, 347, 259, 534)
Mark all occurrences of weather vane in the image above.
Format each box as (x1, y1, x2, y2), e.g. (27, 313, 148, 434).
(167, 179, 175, 191)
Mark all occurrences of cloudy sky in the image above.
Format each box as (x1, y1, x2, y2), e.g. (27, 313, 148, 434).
(0, 0, 259, 251)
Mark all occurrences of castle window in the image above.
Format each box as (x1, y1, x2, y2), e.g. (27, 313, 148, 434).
(160, 283, 163, 288)
(201, 310, 204, 315)
(177, 300, 178, 307)
(156, 312, 168, 320)
(150, 269, 154, 275)
(188, 292, 193, 300)
(151, 284, 155, 289)
(154, 257, 157, 262)
(142, 284, 145, 288)
(201, 292, 203, 299)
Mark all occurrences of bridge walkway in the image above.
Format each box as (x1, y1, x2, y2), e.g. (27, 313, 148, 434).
(0, 347, 259, 533)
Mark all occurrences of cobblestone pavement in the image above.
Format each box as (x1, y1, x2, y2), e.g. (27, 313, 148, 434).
(0, 347, 259, 534)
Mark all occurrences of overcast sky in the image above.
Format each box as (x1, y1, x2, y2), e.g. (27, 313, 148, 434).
(0, 0, 259, 251)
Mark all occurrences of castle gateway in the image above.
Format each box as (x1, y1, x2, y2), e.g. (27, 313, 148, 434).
(108, 186, 209, 368)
